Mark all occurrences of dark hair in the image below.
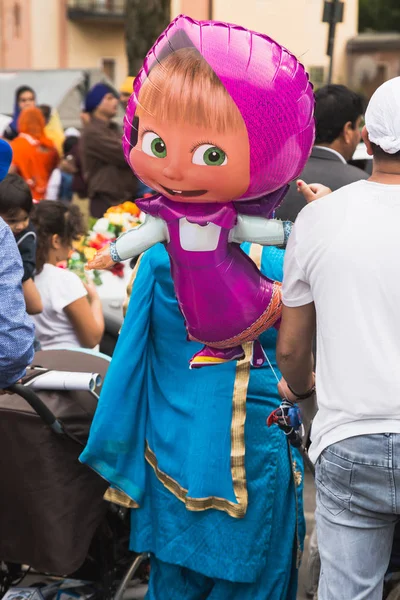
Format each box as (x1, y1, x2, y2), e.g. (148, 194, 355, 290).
(370, 142, 400, 162)
(38, 104, 51, 123)
(31, 201, 86, 274)
(0, 174, 33, 216)
(63, 136, 79, 156)
(314, 85, 364, 144)
(16, 85, 35, 103)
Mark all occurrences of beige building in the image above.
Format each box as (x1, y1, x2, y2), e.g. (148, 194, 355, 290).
(0, 0, 128, 87)
(171, 0, 359, 87)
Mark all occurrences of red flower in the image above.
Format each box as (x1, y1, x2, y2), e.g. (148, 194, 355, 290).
(89, 233, 114, 250)
(110, 262, 124, 278)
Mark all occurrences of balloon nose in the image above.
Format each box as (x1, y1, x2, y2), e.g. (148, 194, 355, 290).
(162, 162, 184, 181)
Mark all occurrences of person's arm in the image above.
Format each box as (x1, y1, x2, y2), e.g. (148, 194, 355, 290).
(84, 128, 128, 168)
(22, 278, 43, 315)
(276, 216, 315, 399)
(0, 221, 34, 389)
(64, 283, 105, 348)
(87, 215, 168, 270)
(276, 304, 315, 399)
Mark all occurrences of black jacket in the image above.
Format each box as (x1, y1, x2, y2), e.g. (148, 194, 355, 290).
(275, 146, 369, 222)
(16, 223, 36, 282)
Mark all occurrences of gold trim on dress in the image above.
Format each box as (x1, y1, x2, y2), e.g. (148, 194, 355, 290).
(104, 487, 139, 508)
(145, 343, 251, 518)
(144, 244, 265, 518)
(118, 244, 266, 517)
(106, 254, 144, 504)
(123, 253, 143, 317)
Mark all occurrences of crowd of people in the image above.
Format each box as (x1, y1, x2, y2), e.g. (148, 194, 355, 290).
(0, 76, 141, 359)
(2, 54, 400, 600)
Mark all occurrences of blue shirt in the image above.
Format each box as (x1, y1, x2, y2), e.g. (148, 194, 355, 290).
(0, 218, 34, 388)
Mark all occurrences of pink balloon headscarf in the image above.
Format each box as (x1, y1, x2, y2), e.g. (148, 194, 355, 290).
(123, 14, 315, 212)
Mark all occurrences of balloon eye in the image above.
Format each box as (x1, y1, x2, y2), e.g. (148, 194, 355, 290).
(192, 144, 227, 166)
(142, 131, 167, 158)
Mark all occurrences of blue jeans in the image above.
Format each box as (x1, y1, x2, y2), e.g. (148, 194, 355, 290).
(315, 434, 400, 600)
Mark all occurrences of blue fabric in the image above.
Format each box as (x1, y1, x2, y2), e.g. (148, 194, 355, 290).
(8, 99, 21, 139)
(147, 546, 298, 600)
(84, 83, 116, 113)
(59, 171, 74, 203)
(0, 140, 12, 181)
(81, 243, 304, 590)
(0, 218, 35, 388)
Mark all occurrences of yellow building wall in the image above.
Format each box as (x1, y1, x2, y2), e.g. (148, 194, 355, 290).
(30, 0, 61, 69)
(170, 0, 359, 85)
(67, 22, 128, 88)
(0, 0, 32, 69)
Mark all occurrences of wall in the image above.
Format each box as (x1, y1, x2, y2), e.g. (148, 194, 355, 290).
(30, 0, 61, 68)
(348, 49, 400, 98)
(181, 0, 209, 20)
(170, 0, 359, 86)
(0, 0, 31, 69)
(67, 21, 128, 88)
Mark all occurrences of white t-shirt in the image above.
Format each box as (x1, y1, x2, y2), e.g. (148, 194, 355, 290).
(32, 263, 87, 350)
(282, 180, 400, 462)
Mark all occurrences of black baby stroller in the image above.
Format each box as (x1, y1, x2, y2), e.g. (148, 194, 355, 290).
(0, 349, 147, 600)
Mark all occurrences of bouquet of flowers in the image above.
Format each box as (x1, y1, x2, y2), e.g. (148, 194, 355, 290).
(67, 201, 142, 285)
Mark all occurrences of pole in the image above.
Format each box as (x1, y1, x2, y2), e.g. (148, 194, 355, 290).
(208, 0, 213, 20)
(323, 0, 344, 85)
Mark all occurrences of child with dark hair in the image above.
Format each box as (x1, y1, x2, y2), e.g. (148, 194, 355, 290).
(0, 174, 42, 314)
(30, 201, 104, 350)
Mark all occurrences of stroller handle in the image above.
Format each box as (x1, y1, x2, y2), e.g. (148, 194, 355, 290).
(7, 383, 64, 435)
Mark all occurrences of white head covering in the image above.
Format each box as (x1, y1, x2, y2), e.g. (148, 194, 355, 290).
(365, 76, 400, 154)
(64, 127, 81, 138)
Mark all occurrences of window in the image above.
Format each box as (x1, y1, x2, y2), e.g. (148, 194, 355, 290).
(101, 58, 116, 83)
(309, 66, 325, 87)
(13, 2, 21, 38)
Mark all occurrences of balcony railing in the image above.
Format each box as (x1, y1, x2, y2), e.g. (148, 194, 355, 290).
(67, 0, 125, 24)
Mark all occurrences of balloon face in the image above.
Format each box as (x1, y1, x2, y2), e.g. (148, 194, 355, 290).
(129, 112, 250, 204)
(123, 16, 315, 210)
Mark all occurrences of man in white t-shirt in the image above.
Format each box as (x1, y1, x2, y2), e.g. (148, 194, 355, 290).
(277, 76, 400, 600)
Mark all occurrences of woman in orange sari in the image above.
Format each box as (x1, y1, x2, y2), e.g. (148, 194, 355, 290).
(10, 107, 59, 200)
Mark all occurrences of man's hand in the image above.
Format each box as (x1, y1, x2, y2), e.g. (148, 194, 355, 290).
(277, 375, 316, 403)
(277, 377, 299, 403)
(297, 179, 332, 202)
(85, 244, 116, 271)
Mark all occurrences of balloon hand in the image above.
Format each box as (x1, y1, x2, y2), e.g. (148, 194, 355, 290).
(85, 244, 116, 271)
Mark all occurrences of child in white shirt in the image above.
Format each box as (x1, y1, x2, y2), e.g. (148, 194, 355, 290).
(31, 201, 104, 350)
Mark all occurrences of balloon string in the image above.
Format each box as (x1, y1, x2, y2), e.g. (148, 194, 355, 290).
(263, 348, 281, 386)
